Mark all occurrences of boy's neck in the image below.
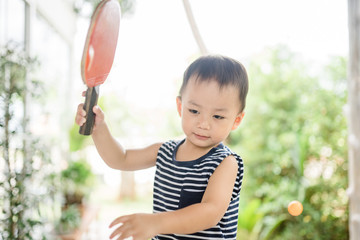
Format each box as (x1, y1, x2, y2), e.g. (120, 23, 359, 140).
(175, 138, 219, 162)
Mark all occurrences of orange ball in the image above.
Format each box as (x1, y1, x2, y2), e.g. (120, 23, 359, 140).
(288, 200, 303, 216)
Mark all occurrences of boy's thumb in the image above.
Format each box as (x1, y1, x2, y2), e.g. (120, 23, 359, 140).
(93, 105, 103, 116)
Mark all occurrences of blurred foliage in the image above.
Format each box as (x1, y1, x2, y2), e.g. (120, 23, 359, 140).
(97, 93, 133, 136)
(74, 0, 136, 17)
(0, 43, 54, 239)
(55, 205, 81, 235)
(69, 123, 88, 152)
(230, 45, 348, 239)
(61, 159, 95, 197)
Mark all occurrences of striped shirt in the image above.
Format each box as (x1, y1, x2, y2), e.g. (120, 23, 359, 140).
(152, 139, 244, 240)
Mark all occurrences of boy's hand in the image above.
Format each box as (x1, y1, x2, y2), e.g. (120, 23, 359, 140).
(75, 104, 105, 129)
(75, 91, 105, 131)
(109, 213, 158, 240)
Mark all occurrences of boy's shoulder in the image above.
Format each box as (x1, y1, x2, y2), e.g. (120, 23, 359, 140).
(213, 143, 241, 158)
(160, 139, 181, 150)
(156, 139, 181, 157)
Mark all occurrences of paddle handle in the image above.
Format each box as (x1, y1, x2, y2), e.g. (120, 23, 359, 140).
(79, 86, 100, 135)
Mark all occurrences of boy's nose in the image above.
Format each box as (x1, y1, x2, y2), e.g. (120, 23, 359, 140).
(198, 116, 210, 130)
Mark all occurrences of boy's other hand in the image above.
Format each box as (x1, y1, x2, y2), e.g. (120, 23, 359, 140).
(109, 213, 157, 240)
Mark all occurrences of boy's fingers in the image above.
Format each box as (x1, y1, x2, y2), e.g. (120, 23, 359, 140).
(77, 104, 86, 116)
(75, 91, 89, 127)
(75, 104, 87, 126)
(75, 114, 85, 126)
(109, 216, 126, 228)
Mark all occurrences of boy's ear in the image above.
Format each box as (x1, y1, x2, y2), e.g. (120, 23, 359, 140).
(232, 112, 245, 130)
(176, 96, 182, 117)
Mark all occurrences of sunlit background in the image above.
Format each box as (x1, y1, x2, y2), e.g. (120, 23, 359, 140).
(0, 0, 349, 239)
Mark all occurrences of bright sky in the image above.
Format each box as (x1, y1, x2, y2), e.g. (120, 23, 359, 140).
(98, 0, 348, 110)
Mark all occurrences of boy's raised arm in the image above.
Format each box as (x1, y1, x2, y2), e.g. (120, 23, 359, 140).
(76, 104, 160, 171)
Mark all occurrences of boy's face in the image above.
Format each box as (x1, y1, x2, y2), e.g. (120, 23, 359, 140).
(177, 76, 245, 149)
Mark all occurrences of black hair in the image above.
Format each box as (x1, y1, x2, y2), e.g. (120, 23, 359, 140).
(180, 55, 249, 112)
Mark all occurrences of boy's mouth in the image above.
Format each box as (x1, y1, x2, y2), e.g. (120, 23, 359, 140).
(194, 133, 210, 140)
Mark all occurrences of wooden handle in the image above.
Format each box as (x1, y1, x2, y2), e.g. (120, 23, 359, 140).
(79, 86, 100, 135)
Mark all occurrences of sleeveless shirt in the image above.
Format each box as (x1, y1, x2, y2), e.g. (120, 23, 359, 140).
(152, 139, 244, 239)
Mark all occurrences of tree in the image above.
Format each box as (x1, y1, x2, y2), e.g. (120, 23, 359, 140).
(347, 0, 360, 239)
(0, 43, 53, 239)
(232, 46, 348, 239)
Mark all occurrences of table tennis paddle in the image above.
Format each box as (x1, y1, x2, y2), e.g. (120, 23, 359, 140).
(79, 0, 120, 135)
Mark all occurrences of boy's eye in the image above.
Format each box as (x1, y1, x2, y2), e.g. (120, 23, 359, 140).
(213, 115, 225, 120)
(189, 109, 199, 114)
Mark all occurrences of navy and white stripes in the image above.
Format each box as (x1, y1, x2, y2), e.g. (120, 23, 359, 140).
(152, 140, 244, 240)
